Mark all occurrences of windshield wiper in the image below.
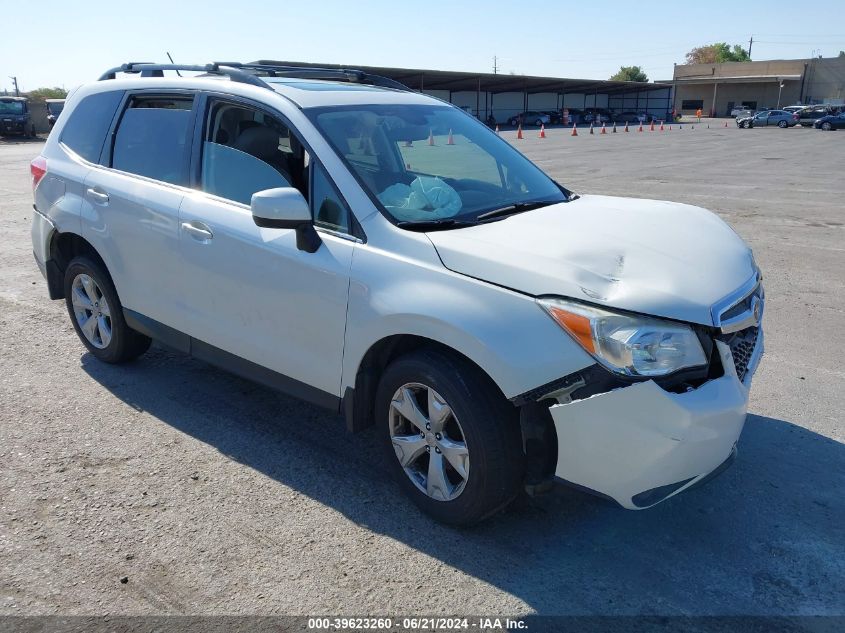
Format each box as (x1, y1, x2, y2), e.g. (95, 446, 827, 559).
(395, 218, 478, 232)
(475, 199, 561, 222)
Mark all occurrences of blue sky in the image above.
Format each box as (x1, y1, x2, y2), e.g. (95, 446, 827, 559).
(1, 0, 843, 92)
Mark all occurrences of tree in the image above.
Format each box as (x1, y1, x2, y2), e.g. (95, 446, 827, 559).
(685, 43, 751, 64)
(25, 87, 68, 103)
(610, 66, 648, 82)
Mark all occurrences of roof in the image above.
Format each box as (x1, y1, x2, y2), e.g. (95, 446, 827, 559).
(0, 95, 27, 101)
(265, 77, 437, 108)
(253, 60, 671, 95)
(676, 74, 803, 84)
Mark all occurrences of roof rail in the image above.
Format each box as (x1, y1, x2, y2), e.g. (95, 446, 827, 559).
(238, 61, 411, 91)
(98, 63, 270, 89)
(98, 61, 410, 92)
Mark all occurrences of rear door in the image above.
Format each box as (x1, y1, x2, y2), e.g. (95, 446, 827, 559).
(81, 91, 197, 331)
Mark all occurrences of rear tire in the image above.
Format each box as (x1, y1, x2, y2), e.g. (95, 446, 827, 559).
(63, 256, 151, 363)
(822, 122, 832, 131)
(778, 120, 788, 128)
(376, 349, 524, 525)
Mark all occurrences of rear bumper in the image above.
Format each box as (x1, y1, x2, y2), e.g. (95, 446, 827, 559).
(551, 336, 762, 509)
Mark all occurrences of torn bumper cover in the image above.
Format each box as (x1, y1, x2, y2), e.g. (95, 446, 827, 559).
(551, 336, 763, 509)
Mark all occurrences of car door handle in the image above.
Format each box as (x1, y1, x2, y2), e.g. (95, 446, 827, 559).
(86, 188, 109, 204)
(181, 221, 214, 241)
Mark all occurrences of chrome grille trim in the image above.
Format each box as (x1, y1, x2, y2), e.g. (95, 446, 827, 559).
(711, 271, 764, 334)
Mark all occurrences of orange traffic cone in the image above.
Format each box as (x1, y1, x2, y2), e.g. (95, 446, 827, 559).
(659, 122, 665, 131)
(495, 124, 500, 134)
(638, 122, 643, 132)
(447, 129, 455, 145)
(589, 122, 594, 135)
(624, 122, 629, 132)
(612, 122, 617, 133)
(724, 121, 728, 128)
(517, 124, 524, 139)
(571, 123, 578, 136)
(649, 121, 655, 131)
(539, 124, 546, 138)
(600, 123, 607, 135)
(428, 129, 435, 146)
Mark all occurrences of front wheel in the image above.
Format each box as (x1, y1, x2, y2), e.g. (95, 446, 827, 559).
(64, 256, 151, 363)
(742, 121, 751, 128)
(822, 122, 832, 131)
(376, 349, 525, 525)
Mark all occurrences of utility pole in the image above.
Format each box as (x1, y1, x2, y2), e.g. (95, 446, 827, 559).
(9, 76, 19, 96)
(748, 35, 753, 59)
(492, 56, 498, 75)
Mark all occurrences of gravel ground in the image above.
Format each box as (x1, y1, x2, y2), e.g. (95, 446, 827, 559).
(1, 125, 843, 617)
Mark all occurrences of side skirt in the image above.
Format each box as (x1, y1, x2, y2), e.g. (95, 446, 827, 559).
(124, 309, 342, 413)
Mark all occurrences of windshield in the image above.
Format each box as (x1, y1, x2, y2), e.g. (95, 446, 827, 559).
(0, 100, 25, 115)
(47, 102, 64, 115)
(307, 104, 567, 225)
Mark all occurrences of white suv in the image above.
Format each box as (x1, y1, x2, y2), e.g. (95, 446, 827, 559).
(31, 62, 764, 525)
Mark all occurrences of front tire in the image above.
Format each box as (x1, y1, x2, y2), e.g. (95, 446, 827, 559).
(822, 122, 832, 131)
(64, 256, 151, 363)
(376, 349, 524, 525)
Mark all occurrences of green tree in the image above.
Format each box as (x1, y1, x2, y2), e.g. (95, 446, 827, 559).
(685, 43, 751, 64)
(610, 65, 649, 82)
(25, 87, 68, 103)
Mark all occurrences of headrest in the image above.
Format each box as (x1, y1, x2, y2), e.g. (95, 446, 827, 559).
(234, 126, 279, 161)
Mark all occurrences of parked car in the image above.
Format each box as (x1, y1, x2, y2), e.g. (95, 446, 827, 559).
(731, 106, 754, 117)
(31, 61, 765, 525)
(562, 108, 584, 124)
(45, 98, 66, 128)
(582, 108, 613, 123)
(614, 111, 652, 123)
(736, 109, 798, 128)
(508, 111, 550, 126)
(813, 111, 845, 130)
(782, 105, 806, 114)
(0, 96, 37, 137)
(797, 107, 834, 127)
(542, 110, 562, 125)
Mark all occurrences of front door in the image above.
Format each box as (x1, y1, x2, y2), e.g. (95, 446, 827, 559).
(178, 96, 356, 400)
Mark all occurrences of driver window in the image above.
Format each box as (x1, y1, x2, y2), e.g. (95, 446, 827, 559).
(201, 100, 310, 205)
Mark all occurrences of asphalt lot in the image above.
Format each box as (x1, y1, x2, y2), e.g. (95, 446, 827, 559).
(1, 125, 843, 617)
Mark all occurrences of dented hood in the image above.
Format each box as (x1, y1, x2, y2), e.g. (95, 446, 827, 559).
(427, 195, 755, 326)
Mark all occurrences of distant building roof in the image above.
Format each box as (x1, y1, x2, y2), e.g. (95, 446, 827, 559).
(253, 60, 671, 95)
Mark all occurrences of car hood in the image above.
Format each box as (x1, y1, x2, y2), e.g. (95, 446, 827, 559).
(427, 195, 755, 326)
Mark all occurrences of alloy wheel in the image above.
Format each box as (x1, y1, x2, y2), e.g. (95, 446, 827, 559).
(71, 273, 112, 349)
(389, 383, 469, 502)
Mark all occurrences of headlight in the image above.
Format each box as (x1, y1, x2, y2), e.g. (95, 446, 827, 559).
(538, 297, 708, 377)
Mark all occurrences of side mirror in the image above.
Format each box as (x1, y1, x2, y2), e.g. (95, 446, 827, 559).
(251, 187, 321, 253)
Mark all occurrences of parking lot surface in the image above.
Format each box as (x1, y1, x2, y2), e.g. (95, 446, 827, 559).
(1, 126, 843, 616)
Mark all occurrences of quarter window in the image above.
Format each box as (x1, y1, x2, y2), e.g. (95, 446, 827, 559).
(111, 95, 194, 186)
(59, 90, 123, 163)
(312, 163, 351, 234)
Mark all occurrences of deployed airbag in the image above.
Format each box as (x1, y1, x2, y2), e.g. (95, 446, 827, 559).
(378, 176, 463, 221)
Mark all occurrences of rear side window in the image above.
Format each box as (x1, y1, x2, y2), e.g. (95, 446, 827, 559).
(59, 91, 123, 163)
(111, 95, 194, 186)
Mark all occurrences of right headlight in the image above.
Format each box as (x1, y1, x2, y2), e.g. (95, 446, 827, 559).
(538, 297, 708, 377)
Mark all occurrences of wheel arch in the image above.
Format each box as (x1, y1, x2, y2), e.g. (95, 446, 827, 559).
(345, 333, 509, 434)
(47, 231, 110, 299)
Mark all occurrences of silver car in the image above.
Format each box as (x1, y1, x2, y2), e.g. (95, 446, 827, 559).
(737, 109, 799, 129)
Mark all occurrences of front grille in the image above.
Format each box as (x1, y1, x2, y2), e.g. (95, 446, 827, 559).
(726, 326, 759, 381)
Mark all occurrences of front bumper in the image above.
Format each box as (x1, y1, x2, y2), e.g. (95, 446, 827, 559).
(551, 333, 763, 509)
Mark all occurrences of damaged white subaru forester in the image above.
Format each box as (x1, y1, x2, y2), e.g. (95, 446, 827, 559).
(31, 62, 764, 525)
